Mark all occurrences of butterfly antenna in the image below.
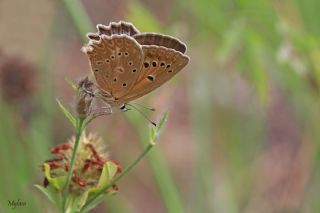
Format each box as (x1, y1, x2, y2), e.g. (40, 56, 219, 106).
(131, 102, 156, 111)
(127, 103, 157, 126)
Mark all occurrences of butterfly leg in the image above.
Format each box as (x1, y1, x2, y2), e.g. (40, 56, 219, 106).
(90, 106, 113, 115)
(91, 110, 112, 118)
(88, 104, 113, 119)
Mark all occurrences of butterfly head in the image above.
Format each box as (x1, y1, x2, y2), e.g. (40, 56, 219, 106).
(78, 76, 94, 96)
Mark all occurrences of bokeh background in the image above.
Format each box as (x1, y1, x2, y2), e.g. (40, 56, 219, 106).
(1, 0, 320, 212)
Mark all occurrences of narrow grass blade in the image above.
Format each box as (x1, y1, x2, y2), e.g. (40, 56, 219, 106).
(56, 99, 76, 127)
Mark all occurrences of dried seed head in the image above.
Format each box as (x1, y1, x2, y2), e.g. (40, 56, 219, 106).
(42, 132, 121, 195)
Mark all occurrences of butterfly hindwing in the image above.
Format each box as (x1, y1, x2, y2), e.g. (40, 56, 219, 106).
(83, 34, 144, 99)
(122, 45, 189, 103)
(133, 33, 187, 54)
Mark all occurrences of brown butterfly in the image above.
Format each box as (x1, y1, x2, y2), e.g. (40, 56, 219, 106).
(81, 21, 189, 117)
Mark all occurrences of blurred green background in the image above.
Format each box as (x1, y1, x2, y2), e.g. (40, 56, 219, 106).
(1, 0, 320, 212)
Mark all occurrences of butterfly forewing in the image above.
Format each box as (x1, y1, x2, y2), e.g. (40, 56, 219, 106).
(121, 45, 189, 103)
(84, 34, 144, 99)
(97, 21, 140, 37)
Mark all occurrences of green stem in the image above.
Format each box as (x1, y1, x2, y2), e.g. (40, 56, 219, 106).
(137, 130, 184, 213)
(62, 117, 85, 212)
(81, 143, 154, 212)
(61, 0, 94, 41)
(127, 112, 184, 213)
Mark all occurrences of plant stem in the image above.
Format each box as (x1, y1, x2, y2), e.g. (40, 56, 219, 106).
(137, 130, 184, 213)
(81, 143, 154, 212)
(61, 0, 94, 42)
(62, 117, 85, 212)
(127, 112, 184, 213)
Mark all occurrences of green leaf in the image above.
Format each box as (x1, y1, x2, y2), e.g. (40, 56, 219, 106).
(149, 112, 168, 145)
(65, 194, 83, 213)
(56, 99, 76, 127)
(149, 127, 156, 145)
(43, 163, 67, 190)
(65, 78, 78, 91)
(77, 191, 90, 211)
(79, 194, 106, 213)
(77, 161, 119, 212)
(156, 112, 168, 134)
(34, 184, 61, 208)
(94, 161, 118, 191)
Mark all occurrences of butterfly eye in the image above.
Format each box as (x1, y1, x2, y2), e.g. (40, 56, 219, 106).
(113, 77, 117, 82)
(147, 75, 155, 81)
(166, 64, 171, 68)
(94, 69, 99, 72)
(118, 52, 122, 56)
(152, 61, 157, 67)
(111, 55, 115, 60)
(132, 69, 137, 73)
(144, 62, 149, 68)
(106, 59, 110, 63)
(128, 61, 133, 66)
(122, 83, 127, 87)
(160, 62, 165, 67)
(124, 52, 129, 56)
(168, 70, 173, 73)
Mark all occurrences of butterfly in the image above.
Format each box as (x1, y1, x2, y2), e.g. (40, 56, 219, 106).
(81, 21, 189, 116)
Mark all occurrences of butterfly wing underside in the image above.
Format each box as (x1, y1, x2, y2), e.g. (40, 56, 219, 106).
(121, 45, 189, 103)
(83, 22, 190, 105)
(87, 21, 140, 41)
(97, 21, 140, 36)
(83, 35, 144, 99)
(133, 33, 186, 54)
